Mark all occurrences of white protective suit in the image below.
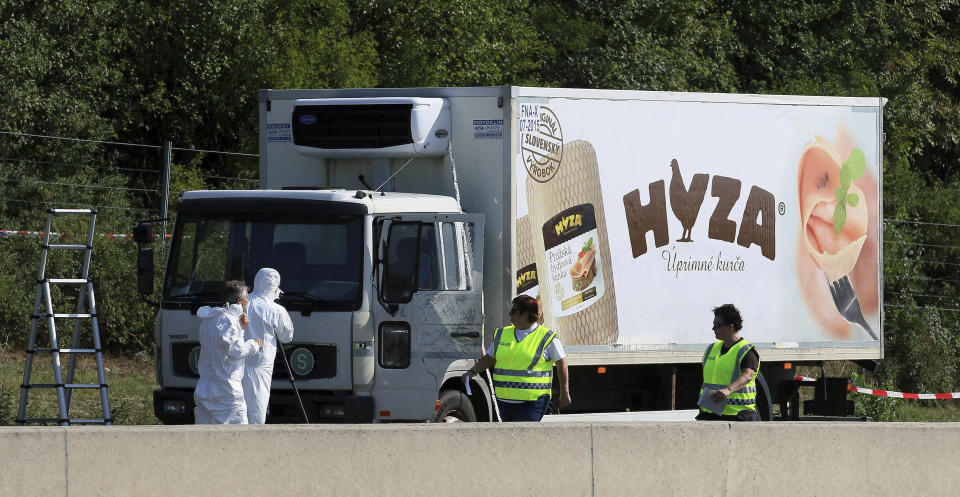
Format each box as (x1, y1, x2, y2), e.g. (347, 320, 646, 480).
(242, 268, 295, 423)
(193, 303, 261, 424)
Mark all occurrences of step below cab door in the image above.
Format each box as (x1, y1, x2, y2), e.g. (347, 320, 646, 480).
(372, 214, 484, 421)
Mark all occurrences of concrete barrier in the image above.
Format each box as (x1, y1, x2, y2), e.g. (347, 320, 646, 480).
(1, 422, 958, 496)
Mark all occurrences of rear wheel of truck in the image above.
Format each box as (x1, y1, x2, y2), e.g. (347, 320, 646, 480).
(432, 390, 477, 422)
(756, 372, 773, 421)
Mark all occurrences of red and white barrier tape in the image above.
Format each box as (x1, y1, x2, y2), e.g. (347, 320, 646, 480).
(848, 385, 960, 400)
(0, 230, 64, 238)
(0, 230, 170, 240)
(794, 376, 960, 399)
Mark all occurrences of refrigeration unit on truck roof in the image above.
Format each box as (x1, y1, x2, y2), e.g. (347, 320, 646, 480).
(292, 97, 451, 158)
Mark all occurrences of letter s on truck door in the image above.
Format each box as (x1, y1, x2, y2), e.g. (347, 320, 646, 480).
(373, 214, 484, 420)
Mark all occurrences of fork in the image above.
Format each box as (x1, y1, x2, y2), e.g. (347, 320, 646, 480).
(827, 275, 878, 340)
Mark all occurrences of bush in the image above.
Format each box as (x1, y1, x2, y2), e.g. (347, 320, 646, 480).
(882, 307, 960, 396)
(849, 370, 900, 422)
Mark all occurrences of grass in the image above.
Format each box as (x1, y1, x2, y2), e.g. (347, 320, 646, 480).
(0, 346, 160, 425)
(894, 404, 960, 422)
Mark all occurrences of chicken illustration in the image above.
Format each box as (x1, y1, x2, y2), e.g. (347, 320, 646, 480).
(668, 159, 709, 242)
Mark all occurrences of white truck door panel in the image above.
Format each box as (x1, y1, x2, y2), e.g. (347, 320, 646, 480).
(372, 214, 484, 420)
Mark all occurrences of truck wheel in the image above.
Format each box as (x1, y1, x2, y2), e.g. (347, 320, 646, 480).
(756, 371, 774, 421)
(432, 389, 477, 423)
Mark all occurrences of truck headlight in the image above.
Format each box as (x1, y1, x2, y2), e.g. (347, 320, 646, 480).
(162, 400, 187, 414)
(318, 404, 345, 418)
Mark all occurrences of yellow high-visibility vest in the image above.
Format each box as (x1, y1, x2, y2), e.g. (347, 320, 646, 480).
(700, 339, 758, 415)
(490, 325, 557, 401)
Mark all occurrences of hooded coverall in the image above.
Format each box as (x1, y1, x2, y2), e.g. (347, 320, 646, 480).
(242, 268, 295, 424)
(194, 303, 260, 424)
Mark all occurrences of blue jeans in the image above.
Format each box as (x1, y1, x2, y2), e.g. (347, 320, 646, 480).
(497, 394, 550, 422)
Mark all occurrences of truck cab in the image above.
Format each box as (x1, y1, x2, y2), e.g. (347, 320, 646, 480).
(152, 189, 488, 423)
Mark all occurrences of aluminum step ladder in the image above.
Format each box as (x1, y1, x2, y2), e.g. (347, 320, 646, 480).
(16, 209, 112, 426)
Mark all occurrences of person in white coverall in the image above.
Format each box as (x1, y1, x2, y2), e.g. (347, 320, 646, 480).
(194, 280, 263, 424)
(243, 268, 295, 424)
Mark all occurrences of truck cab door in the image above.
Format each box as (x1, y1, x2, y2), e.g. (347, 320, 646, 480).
(372, 214, 484, 421)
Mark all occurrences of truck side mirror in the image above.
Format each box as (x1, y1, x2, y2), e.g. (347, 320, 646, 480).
(137, 247, 154, 294)
(133, 221, 155, 294)
(132, 222, 153, 244)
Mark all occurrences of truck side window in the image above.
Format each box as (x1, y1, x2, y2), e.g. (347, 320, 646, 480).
(460, 221, 476, 291)
(227, 221, 251, 282)
(439, 222, 462, 290)
(382, 222, 420, 302)
(417, 223, 442, 291)
(178, 220, 231, 285)
(379, 219, 471, 300)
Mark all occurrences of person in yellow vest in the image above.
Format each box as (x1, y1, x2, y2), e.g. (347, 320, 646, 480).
(463, 295, 571, 421)
(696, 304, 760, 421)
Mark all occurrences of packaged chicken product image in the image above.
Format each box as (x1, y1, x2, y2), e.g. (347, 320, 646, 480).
(525, 139, 618, 345)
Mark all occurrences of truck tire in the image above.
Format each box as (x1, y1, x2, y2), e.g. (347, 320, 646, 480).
(432, 389, 477, 423)
(756, 371, 773, 421)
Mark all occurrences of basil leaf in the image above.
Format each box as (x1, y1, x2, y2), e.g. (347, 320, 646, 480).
(845, 149, 866, 179)
(847, 193, 859, 207)
(834, 204, 847, 234)
(835, 186, 847, 202)
(840, 165, 851, 189)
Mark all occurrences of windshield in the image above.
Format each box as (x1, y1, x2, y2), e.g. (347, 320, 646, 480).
(162, 212, 364, 311)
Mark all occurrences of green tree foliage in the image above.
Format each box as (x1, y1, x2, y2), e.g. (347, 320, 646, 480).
(352, 0, 547, 86)
(265, 0, 379, 89)
(532, 0, 741, 91)
(0, 0, 270, 351)
(0, 0, 147, 351)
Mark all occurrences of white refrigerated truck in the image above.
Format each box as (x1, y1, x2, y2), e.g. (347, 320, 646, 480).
(150, 87, 884, 423)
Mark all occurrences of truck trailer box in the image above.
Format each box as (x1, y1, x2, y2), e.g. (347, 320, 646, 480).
(259, 87, 884, 366)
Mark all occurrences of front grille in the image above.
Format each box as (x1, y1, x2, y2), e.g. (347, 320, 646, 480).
(170, 342, 337, 380)
(275, 344, 337, 380)
(292, 104, 414, 149)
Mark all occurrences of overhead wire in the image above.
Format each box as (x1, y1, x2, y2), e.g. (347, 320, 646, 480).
(0, 177, 157, 192)
(883, 240, 960, 250)
(884, 219, 960, 229)
(1, 197, 156, 213)
(0, 156, 255, 183)
(888, 274, 960, 285)
(891, 257, 960, 268)
(0, 130, 162, 149)
(886, 291, 960, 301)
(1, 131, 258, 189)
(0, 156, 160, 174)
(885, 303, 960, 313)
(197, 173, 258, 183)
(171, 146, 258, 157)
(0, 130, 258, 157)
